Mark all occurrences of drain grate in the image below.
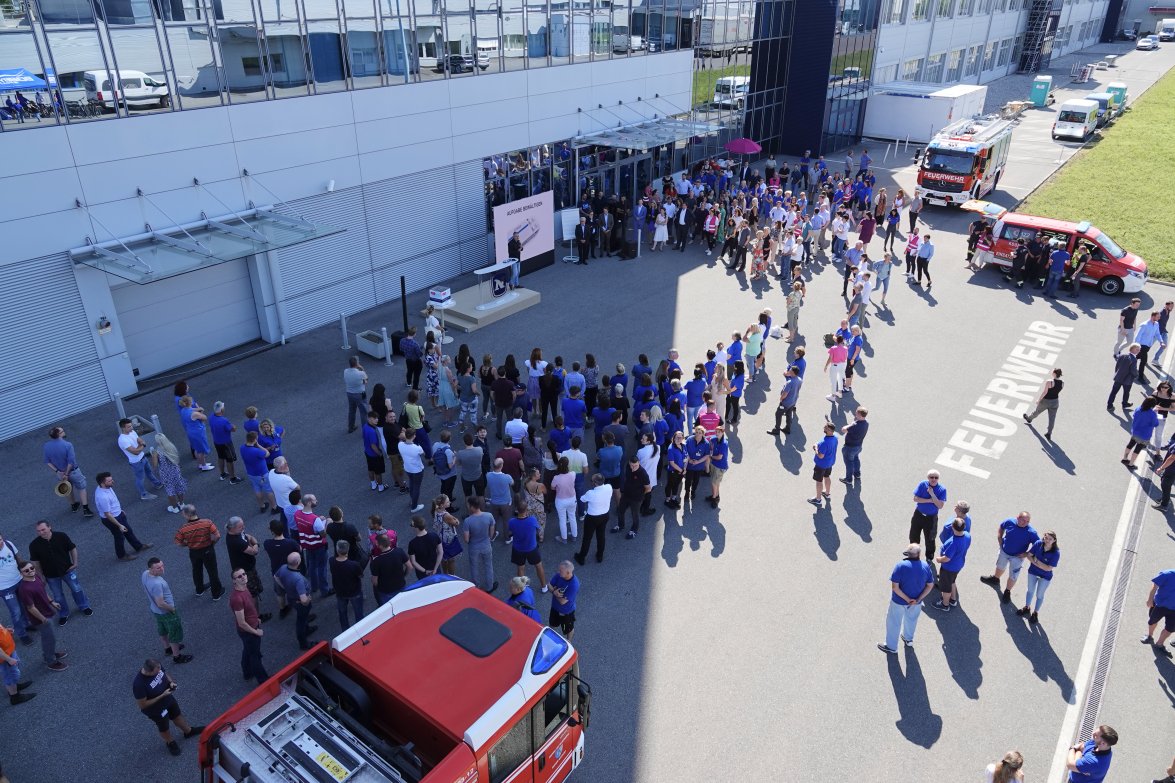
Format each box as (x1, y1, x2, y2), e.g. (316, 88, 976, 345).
(1075, 496, 1146, 742)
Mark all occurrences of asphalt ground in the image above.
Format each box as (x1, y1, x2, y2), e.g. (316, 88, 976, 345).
(2, 43, 1174, 783)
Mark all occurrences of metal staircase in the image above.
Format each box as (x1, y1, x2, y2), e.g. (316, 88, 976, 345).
(1017, 0, 1052, 73)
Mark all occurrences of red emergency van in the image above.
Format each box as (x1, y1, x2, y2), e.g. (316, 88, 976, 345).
(199, 575, 591, 783)
(961, 201, 1148, 295)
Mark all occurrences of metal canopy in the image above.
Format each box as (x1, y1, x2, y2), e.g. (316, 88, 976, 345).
(70, 207, 342, 284)
(575, 118, 720, 152)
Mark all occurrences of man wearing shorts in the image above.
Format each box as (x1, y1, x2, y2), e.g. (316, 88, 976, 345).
(807, 423, 837, 506)
(1141, 568, 1175, 658)
(508, 501, 548, 592)
(979, 512, 1040, 605)
(0, 622, 35, 705)
(909, 471, 946, 561)
(932, 517, 971, 612)
(208, 402, 242, 484)
(141, 558, 192, 665)
(43, 426, 92, 517)
(708, 426, 729, 509)
(240, 432, 276, 514)
(132, 658, 204, 756)
(548, 561, 580, 642)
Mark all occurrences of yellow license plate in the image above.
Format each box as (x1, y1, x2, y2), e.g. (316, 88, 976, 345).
(315, 751, 349, 781)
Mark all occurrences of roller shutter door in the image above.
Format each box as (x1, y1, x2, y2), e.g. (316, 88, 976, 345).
(0, 254, 107, 441)
(111, 257, 261, 380)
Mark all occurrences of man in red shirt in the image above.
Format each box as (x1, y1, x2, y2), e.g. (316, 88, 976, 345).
(229, 568, 268, 683)
(495, 437, 525, 483)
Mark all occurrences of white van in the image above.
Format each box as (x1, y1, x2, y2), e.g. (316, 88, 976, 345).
(713, 76, 750, 109)
(83, 69, 170, 110)
(1052, 99, 1098, 141)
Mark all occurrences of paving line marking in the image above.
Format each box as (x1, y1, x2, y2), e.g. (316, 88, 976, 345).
(1047, 345, 1173, 781)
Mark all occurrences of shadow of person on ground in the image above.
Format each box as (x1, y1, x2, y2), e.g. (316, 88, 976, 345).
(887, 646, 943, 749)
(811, 504, 840, 560)
(842, 483, 873, 542)
(1002, 600, 1075, 701)
(660, 504, 684, 568)
(1025, 426, 1077, 475)
(925, 600, 983, 699)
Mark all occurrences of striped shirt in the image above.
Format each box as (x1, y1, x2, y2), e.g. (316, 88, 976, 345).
(174, 519, 219, 550)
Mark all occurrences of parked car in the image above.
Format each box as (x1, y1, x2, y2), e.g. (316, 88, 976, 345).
(961, 201, 1148, 295)
(83, 69, 170, 110)
(1136, 36, 1159, 50)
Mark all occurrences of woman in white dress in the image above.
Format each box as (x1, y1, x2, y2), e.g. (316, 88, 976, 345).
(652, 208, 669, 251)
(709, 364, 731, 418)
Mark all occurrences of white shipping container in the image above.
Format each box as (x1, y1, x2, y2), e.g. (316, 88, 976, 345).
(862, 83, 988, 145)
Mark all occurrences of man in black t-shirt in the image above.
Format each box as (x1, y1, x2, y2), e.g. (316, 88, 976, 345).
(407, 516, 442, 581)
(1115, 297, 1142, 356)
(262, 518, 299, 618)
(132, 659, 204, 757)
(28, 521, 93, 624)
(369, 533, 408, 605)
(329, 541, 365, 629)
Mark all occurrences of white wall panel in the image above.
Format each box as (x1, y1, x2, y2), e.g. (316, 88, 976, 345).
(226, 90, 357, 141)
(234, 125, 359, 176)
(449, 70, 528, 107)
(354, 110, 452, 154)
(359, 139, 454, 183)
(351, 79, 451, 122)
(65, 107, 235, 166)
(0, 126, 74, 177)
(74, 144, 241, 205)
(0, 168, 84, 224)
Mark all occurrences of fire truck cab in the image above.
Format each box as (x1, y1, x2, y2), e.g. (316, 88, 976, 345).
(916, 114, 1015, 207)
(199, 576, 591, 783)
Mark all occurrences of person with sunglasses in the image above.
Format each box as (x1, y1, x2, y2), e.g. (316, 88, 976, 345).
(16, 561, 66, 672)
(229, 568, 268, 684)
(909, 472, 946, 561)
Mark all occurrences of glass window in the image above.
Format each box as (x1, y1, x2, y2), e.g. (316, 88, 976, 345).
(345, 22, 382, 89)
(263, 23, 310, 97)
(45, 30, 121, 120)
(107, 27, 172, 114)
(415, 0, 444, 81)
(378, 0, 414, 80)
(881, 0, 907, 23)
(910, 0, 928, 21)
(957, 0, 974, 14)
(475, 4, 503, 73)
(541, 674, 571, 738)
(0, 31, 56, 129)
(307, 20, 347, 91)
(166, 24, 224, 108)
(500, 0, 526, 69)
(945, 48, 962, 81)
(924, 52, 945, 82)
(900, 57, 923, 80)
(963, 44, 980, 76)
(527, 0, 550, 66)
(982, 41, 996, 71)
(488, 713, 532, 783)
(936, 0, 954, 18)
(875, 63, 897, 83)
(997, 37, 1012, 66)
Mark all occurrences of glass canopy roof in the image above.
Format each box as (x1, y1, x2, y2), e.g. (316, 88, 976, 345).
(574, 118, 721, 152)
(70, 208, 342, 284)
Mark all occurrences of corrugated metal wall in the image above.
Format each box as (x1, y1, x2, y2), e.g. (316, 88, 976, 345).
(0, 253, 106, 441)
(275, 159, 492, 337)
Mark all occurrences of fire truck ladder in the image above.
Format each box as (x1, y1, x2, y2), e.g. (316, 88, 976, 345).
(1017, 0, 1051, 74)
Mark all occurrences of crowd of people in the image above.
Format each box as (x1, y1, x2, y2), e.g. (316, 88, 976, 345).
(0, 153, 1166, 783)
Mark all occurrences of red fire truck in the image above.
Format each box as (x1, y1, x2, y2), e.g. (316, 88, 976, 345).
(915, 114, 1015, 206)
(198, 575, 592, 783)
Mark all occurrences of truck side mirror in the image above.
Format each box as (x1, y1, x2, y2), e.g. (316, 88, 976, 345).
(576, 683, 592, 729)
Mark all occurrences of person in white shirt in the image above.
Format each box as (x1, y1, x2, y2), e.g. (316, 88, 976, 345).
(574, 474, 614, 565)
(92, 472, 152, 562)
(267, 457, 299, 510)
(118, 418, 163, 501)
(715, 341, 729, 369)
(769, 202, 785, 225)
(398, 428, 426, 512)
(504, 409, 529, 445)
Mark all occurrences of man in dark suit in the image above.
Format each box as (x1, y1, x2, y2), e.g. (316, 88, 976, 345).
(574, 216, 590, 265)
(599, 208, 614, 256)
(587, 210, 600, 258)
(507, 231, 523, 288)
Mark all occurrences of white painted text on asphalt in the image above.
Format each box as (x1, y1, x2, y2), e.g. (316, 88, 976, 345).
(935, 321, 1074, 479)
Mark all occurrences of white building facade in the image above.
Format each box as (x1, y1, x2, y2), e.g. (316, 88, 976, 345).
(873, 0, 1111, 87)
(0, 0, 698, 441)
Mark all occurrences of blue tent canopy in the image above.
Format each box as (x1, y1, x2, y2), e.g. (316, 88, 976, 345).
(0, 68, 48, 92)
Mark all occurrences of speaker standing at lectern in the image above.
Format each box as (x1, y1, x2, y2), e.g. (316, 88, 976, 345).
(507, 231, 523, 289)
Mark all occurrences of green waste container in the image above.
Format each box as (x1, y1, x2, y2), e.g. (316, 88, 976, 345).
(1030, 75, 1053, 107)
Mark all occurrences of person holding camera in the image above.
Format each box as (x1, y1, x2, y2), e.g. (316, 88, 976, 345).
(132, 658, 204, 757)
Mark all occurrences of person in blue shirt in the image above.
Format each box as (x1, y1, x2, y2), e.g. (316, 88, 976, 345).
(769, 365, 802, 436)
(1064, 725, 1117, 783)
(597, 432, 624, 489)
(1122, 395, 1161, 470)
(703, 350, 717, 382)
(683, 426, 711, 504)
(548, 560, 580, 641)
(1142, 568, 1175, 654)
(807, 423, 838, 505)
(610, 364, 629, 400)
(707, 426, 730, 508)
(362, 411, 386, 493)
(684, 366, 708, 426)
(792, 347, 807, 379)
(932, 517, 971, 612)
(563, 362, 586, 400)
(979, 511, 1041, 604)
(590, 401, 614, 449)
(664, 430, 687, 508)
(561, 388, 587, 441)
(1042, 241, 1070, 298)
(838, 405, 868, 481)
(240, 432, 275, 514)
(548, 416, 572, 454)
(506, 575, 542, 623)
(508, 500, 547, 592)
(726, 361, 746, 425)
(909, 471, 946, 561)
(1018, 530, 1059, 624)
(879, 543, 935, 654)
(631, 355, 653, 394)
(726, 333, 744, 373)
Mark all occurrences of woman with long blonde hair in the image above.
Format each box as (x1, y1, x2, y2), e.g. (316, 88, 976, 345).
(983, 750, 1024, 783)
